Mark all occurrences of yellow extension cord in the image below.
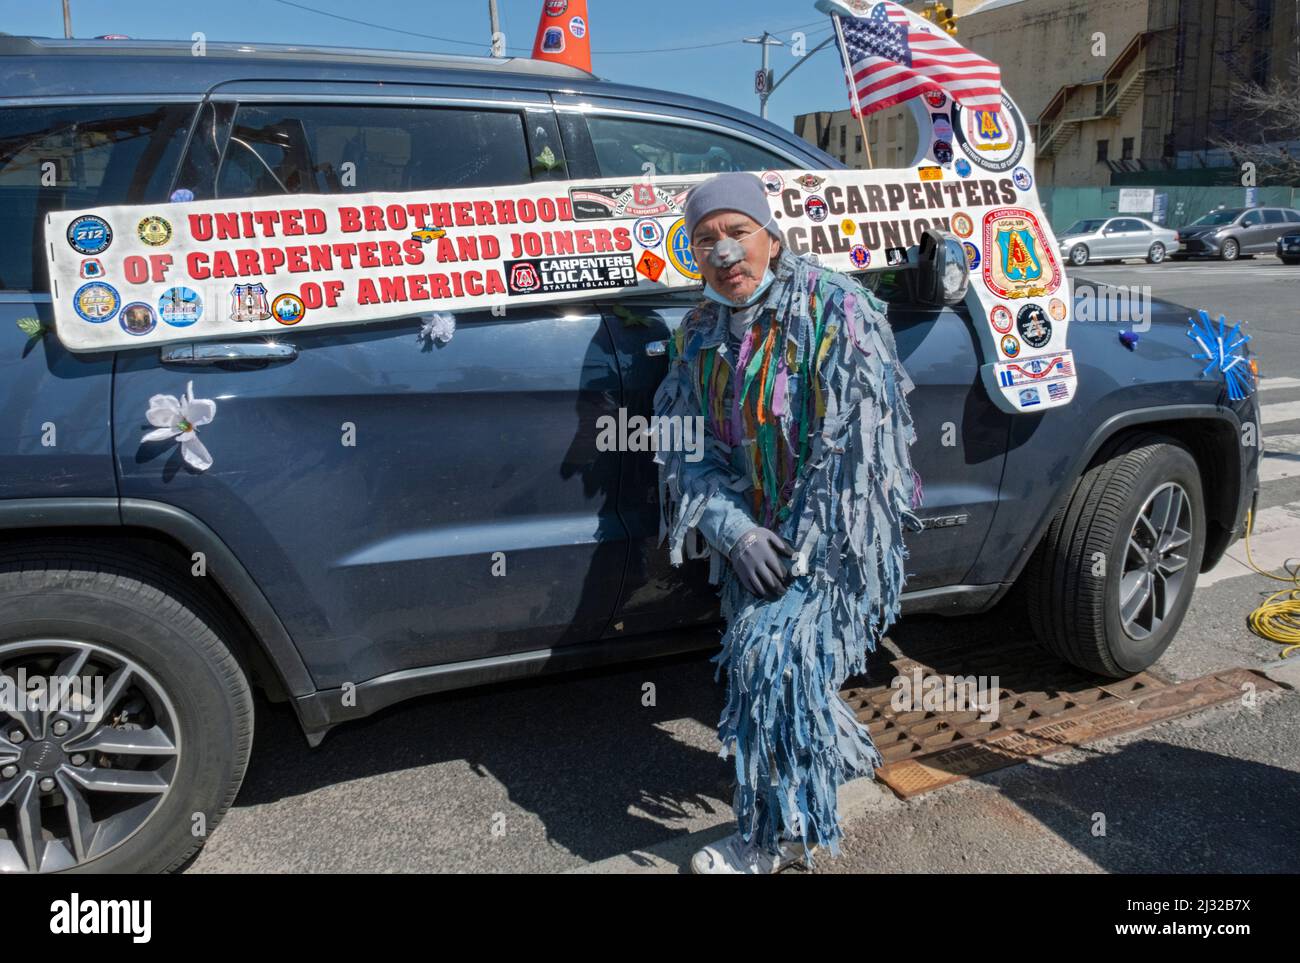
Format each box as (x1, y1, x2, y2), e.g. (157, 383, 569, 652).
(1240, 504, 1300, 658)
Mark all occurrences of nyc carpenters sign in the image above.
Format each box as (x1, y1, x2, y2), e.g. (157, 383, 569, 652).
(43, 93, 1073, 414)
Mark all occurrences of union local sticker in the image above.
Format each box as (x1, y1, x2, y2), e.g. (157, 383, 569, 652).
(981, 207, 1060, 300)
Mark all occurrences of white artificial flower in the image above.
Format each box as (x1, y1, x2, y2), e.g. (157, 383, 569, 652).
(417, 311, 456, 345)
(142, 380, 217, 471)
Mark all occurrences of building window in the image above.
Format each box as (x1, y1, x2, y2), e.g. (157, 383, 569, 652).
(840, 125, 846, 149)
(1121, 137, 1134, 161)
(1097, 139, 1110, 163)
(868, 119, 879, 140)
(855, 134, 863, 154)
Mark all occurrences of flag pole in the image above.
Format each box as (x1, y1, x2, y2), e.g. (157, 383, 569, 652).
(830, 13, 874, 169)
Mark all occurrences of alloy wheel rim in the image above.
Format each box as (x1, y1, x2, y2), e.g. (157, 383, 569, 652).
(1118, 482, 1193, 642)
(0, 639, 181, 872)
(1072, 247, 1087, 265)
(1151, 244, 1165, 262)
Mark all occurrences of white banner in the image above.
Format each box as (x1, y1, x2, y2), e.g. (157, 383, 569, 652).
(43, 93, 1075, 414)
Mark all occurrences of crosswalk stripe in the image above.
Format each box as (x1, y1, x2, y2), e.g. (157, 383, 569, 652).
(1260, 377, 1300, 392)
(1262, 401, 1300, 425)
(1261, 434, 1300, 483)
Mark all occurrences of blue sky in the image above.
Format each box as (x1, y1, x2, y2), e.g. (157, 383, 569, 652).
(7, 0, 856, 130)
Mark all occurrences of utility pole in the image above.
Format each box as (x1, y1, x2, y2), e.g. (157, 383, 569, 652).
(744, 32, 785, 119)
(61, 0, 72, 38)
(487, 0, 503, 57)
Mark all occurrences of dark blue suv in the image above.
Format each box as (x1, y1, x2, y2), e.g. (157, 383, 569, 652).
(0, 36, 1261, 873)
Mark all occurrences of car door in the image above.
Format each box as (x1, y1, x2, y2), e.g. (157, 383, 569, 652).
(1261, 208, 1290, 249)
(112, 83, 628, 689)
(552, 102, 1009, 632)
(1117, 218, 1153, 258)
(1093, 219, 1124, 257)
(1238, 208, 1265, 250)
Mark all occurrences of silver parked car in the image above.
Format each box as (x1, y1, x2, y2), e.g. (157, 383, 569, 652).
(1175, 206, 1300, 261)
(1057, 216, 1180, 266)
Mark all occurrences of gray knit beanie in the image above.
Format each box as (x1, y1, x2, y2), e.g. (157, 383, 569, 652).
(683, 172, 781, 244)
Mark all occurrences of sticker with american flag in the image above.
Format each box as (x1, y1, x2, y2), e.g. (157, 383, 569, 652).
(816, 0, 1003, 117)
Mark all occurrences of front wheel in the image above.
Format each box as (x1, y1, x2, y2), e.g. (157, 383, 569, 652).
(1069, 244, 1089, 266)
(0, 540, 253, 873)
(1220, 238, 1240, 261)
(1147, 242, 1166, 264)
(1022, 433, 1206, 677)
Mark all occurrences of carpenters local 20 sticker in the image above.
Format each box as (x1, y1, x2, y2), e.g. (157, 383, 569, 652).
(45, 135, 1074, 417)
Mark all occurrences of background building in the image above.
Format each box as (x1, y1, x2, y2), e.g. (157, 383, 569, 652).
(794, 0, 1300, 191)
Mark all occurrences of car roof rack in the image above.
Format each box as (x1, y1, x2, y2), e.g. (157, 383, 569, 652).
(0, 35, 596, 79)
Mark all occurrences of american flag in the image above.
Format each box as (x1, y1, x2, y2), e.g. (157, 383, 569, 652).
(822, 0, 1002, 117)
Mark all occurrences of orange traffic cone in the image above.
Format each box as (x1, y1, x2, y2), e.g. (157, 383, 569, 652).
(531, 0, 591, 73)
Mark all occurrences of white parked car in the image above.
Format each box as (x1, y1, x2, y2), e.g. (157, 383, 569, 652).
(1056, 216, 1181, 266)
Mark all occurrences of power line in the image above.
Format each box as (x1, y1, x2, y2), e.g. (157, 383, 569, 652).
(267, 1, 830, 57)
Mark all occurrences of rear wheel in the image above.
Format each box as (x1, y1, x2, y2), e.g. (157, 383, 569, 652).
(1021, 433, 1206, 677)
(1069, 244, 1089, 266)
(1146, 242, 1166, 264)
(0, 540, 253, 873)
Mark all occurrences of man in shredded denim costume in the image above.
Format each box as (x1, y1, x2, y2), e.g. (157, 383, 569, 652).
(653, 171, 924, 872)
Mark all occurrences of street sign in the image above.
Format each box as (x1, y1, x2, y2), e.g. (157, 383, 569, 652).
(755, 68, 772, 95)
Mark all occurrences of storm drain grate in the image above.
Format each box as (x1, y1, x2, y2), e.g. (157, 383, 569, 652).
(838, 643, 1280, 798)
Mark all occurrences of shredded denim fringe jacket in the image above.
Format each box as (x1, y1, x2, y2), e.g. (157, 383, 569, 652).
(652, 245, 925, 867)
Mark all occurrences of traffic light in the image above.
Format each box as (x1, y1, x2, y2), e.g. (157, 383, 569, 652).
(918, 1, 958, 36)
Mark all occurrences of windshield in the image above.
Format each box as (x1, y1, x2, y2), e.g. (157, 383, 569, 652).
(1063, 219, 1106, 234)
(1189, 209, 1243, 226)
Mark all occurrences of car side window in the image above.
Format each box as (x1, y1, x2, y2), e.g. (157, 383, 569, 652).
(214, 104, 534, 198)
(0, 103, 193, 292)
(585, 115, 793, 177)
(1263, 209, 1285, 224)
(1242, 210, 1263, 227)
(1285, 209, 1300, 223)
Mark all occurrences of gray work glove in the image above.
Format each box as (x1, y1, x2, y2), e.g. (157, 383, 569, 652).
(728, 527, 796, 600)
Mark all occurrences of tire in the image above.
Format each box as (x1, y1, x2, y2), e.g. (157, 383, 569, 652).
(1021, 433, 1206, 677)
(1146, 242, 1166, 264)
(0, 539, 253, 873)
(1069, 244, 1089, 266)
(1281, 257, 1300, 266)
(1219, 238, 1240, 261)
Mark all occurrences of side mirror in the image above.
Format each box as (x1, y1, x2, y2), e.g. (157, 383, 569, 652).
(912, 228, 969, 306)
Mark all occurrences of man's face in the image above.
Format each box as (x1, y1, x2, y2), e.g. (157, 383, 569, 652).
(690, 211, 781, 305)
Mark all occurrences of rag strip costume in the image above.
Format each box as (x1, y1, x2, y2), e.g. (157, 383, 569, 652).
(653, 245, 924, 867)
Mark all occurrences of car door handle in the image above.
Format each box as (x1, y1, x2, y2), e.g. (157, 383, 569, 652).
(645, 340, 668, 357)
(161, 342, 299, 366)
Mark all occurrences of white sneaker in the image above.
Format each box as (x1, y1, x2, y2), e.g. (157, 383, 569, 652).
(690, 832, 809, 874)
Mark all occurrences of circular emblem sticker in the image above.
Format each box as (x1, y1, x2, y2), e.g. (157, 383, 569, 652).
(760, 171, 784, 195)
(1000, 334, 1021, 358)
(955, 158, 972, 178)
(666, 218, 700, 281)
(952, 93, 1027, 173)
(990, 305, 1014, 333)
(633, 217, 664, 248)
(933, 140, 953, 164)
(67, 215, 113, 255)
(963, 242, 981, 270)
(805, 196, 828, 222)
(119, 301, 157, 336)
(272, 293, 306, 325)
(1012, 167, 1034, 191)
(73, 281, 120, 322)
(158, 286, 202, 327)
(569, 15, 586, 38)
(137, 215, 172, 246)
(841, 218, 856, 236)
(951, 212, 974, 238)
(849, 245, 871, 268)
(923, 89, 948, 109)
(544, 0, 567, 14)
(1017, 303, 1052, 349)
(1048, 297, 1067, 321)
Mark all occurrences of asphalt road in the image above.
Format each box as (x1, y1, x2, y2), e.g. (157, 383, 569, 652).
(187, 256, 1300, 874)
